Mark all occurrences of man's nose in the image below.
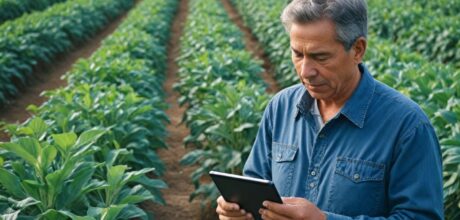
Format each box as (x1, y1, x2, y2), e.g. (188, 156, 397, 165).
(300, 57, 318, 79)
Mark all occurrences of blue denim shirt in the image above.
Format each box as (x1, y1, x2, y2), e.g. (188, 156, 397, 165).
(243, 64, 444, 219)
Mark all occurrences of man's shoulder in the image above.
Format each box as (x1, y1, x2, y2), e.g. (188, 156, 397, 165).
(373, 80, 430, 124)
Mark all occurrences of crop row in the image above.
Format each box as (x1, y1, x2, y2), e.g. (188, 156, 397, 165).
(0, 0, 178, 219)
(177, 0, 271, 207)
(368, 0, 460, 66)
(232, 0, 460, 218)
(0, 0, 67, 24)
(0, 0, 133, 106)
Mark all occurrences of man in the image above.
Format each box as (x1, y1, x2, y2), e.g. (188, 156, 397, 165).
(216, 0, 444, 219)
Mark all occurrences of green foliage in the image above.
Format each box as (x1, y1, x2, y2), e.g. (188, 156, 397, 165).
(0, 0, 134, 106)
(0, 0, 67, 24)
(178, 0, 271, 207)
(32, 84, 168, 175)
(231, 0, 295, 88)
(0, 0, 178, 218)
(368, 0, 460, 66)
(0, 117, 106, 217)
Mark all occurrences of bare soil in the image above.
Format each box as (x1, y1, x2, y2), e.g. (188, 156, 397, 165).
(140, 0, 217, 219)
(0, 1, 139, 141)
(221, 0, 280, 93)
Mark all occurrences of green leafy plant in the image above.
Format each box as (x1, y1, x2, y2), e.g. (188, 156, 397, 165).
(0, 0, 134, 105)
(177, 0, 271, 208)
(0, 117, 106, 218)
(0, 0, 68, 24)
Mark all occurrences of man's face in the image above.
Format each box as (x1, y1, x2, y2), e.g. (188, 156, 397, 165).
(290, 19, 361, 101)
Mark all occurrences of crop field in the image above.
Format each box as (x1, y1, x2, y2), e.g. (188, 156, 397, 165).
(0, 0, 459, 219)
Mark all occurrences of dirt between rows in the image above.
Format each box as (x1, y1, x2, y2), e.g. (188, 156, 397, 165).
(0, 0, 141, 141)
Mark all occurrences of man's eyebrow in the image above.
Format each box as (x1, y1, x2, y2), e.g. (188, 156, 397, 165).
(291, 47, 329, 56)
(291, 47, 302, 54)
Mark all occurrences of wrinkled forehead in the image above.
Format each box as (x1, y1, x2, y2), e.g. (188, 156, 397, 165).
(289, 20, 340, 49)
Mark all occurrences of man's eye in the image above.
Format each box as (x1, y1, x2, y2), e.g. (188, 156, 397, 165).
(316, 56, 328, 61)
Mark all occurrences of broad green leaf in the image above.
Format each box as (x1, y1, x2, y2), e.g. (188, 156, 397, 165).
(58, 210, 96, 220)
(45, 160, 78, 206)
(21, 180, 42, 200)
(118, 185, 153, 204)
(39, 209, 66, 220)
(101, 204, 127, 220)
(17, 137, 41, 159)
(0, 142, 37, 166)
(107, 165, 128, 187)
(28, 118, 48, 140)
(121, 168, 155, 185)
(116, 205, 148, 220)
(436, 110, 458, 124)
(1, 210, 20, 220)
(134, 175, 168, 189)
(0, 168, 26, 198)
(52, 132, 77, 155)
(15, 197, 41, 209)
(106, 149, 130, 167)
(180, 150, 205, 166)
(233, 123, 255, 132)
(75, 129, 106, 148)
(16, 127, 34, 136)
(57, 162, 98, 209)
(40, 145, 57, 172)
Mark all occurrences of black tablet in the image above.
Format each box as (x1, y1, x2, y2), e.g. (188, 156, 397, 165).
(209, 171, 282, 220)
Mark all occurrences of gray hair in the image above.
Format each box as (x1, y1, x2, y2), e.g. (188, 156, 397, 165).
(281, 0, 367, 51)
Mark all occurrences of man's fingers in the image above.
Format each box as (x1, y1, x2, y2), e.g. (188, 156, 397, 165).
(263, 200, 298, 217)
(281, 196, 306, 204)
(259, 208, 290, 220)
(216, 205, 247, 217)
(217, 196, 240, 211)
(218, 215, 252, 220)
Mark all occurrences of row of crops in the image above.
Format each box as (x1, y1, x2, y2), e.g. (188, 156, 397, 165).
(0, 0, 178, 219)
(177, 0, 271, 207)
(0, 0, 67, 24)
(231, 0, 460, 219)
(0, 0, 133, 106)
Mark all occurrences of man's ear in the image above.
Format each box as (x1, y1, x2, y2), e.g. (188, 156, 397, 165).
(352, 37, 367, 64)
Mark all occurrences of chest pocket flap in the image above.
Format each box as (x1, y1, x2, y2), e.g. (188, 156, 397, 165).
(272, 142, 298, 162)
(335, 157, 385, 183)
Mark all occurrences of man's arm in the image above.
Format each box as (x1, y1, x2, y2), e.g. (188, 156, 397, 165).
(243, 99, 274, 180)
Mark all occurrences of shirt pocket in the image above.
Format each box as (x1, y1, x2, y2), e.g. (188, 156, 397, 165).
(271, 142, 298, 196)
(328, 157, 386, 216)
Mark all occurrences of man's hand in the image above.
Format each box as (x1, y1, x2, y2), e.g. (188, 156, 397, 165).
(216, 196, 254, 220)
(259, 197, 326, 220)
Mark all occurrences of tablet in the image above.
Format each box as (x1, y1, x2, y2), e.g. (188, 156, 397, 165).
(209, 171, 282, 220)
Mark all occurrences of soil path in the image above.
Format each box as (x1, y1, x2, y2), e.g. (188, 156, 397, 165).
(141, 0, 216, 219)
(221, 0, 279, 93)
(0, 0, 140, 141)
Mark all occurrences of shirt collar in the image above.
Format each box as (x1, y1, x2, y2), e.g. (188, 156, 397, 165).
(295, 63, 375, 128)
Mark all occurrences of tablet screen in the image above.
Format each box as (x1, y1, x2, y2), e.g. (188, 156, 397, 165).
(210, 171, 282, 220)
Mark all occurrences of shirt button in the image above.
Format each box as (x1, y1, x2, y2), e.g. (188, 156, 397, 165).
(277, 153, 282, 160)
(353, 174, 360, 181)
(319, 134, 326, 138)
(309, 182, 316, 188)
(310, 171, 316, 176)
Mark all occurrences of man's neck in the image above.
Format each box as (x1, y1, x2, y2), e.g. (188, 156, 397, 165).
(318, 68, 362, 122)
